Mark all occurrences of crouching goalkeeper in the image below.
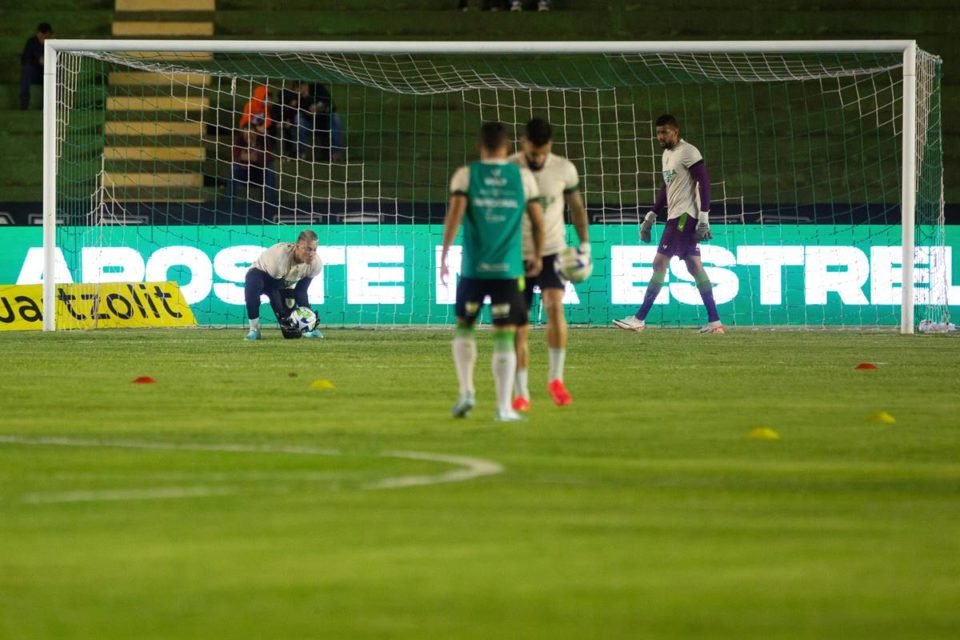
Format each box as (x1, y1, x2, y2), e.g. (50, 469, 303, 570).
(244, 230, 323, 340)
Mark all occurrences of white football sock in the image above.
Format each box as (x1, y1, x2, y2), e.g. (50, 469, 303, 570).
(491, 334, 516, 413)
(548, 347, 566, 381)
(452, 331, 477, 396)
(249, 318, 260, 331)
(515, 367, 529, 399)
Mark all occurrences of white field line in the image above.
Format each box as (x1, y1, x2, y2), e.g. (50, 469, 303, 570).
(22, 486, 235, 504)
(372, 450, 504, 489)
(0, 435, 503, 502)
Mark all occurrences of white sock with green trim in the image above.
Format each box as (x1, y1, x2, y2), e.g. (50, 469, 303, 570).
(452, 329, 477, 397)
(491, 332, 516, 413)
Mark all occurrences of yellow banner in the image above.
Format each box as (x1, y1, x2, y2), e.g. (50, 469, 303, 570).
(0, 282, 197, 331)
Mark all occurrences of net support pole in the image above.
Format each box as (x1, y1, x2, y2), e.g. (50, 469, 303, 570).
(42, 41, 59, 332)
(900, 41, 918, 335)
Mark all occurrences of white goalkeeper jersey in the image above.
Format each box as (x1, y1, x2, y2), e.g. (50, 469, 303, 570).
(662, 139, 703, 221)
(252, 242, 323, 288)
(510, 152, 580, 259)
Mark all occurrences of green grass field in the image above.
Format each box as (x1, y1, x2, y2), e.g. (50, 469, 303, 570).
(1, 327, 959, 638)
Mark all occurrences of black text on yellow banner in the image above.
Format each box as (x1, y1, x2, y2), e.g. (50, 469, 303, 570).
(0, 282, 197, 331)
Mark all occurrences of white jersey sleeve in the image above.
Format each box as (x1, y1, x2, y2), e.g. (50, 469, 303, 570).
(680, 141, 703, 168)
(449, 166, 469, 195)
(562, 158, 580, 192)
(520, 167, 540, 203)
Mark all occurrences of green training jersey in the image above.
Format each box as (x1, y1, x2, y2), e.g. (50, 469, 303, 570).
(455, 160, 530, 279)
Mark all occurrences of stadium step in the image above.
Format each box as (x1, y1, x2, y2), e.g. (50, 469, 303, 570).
(112, 21, 215, 37)
(102, 172, 205, 188)
(104, 146, 206, 162)
(106, 96, 210, 111)
(123, 51, 215, 62)
(108, 72, 212, 87)
(104, 191, 208, 204)
(116, 0, 216, 11)
(104, 121, 205, 137)
(102, 2, 216, 204)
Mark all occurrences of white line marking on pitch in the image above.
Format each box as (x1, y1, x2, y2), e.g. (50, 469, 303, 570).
(21, 486, 235, 504)
(0, 435, 504, 503)
(370, 450, 504, 489)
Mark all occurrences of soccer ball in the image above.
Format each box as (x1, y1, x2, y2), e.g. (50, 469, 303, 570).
(288, 306, 317, 334)
(555, 246, 593, 283)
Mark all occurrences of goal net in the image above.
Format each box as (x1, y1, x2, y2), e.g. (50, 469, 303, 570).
(39, 41, 950, 332)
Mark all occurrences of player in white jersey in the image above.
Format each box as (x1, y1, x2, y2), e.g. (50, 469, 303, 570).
(612, 114, 724, 334)
(244, 229, 324, 340)
(509, 118, 590, 410)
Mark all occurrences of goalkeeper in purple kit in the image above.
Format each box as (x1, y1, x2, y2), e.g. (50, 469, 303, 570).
(613, 114, 724, 334)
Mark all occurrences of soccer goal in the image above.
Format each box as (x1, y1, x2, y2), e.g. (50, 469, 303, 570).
(39, 40, 949, 332)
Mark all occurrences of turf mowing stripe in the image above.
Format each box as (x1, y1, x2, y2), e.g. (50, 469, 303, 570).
(0, 435, 504, 499)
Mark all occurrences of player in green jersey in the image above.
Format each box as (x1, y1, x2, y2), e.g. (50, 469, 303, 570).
(440, 121, 545, 422)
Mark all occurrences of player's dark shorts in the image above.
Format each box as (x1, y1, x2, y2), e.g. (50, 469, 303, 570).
(455, 276, 527, 327)
(521, 253, 565, 313)
(657, 214, 701, 259)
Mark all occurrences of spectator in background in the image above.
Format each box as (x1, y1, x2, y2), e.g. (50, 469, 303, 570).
(280, 81, 346, 162)
(229, 114, 278, 205)
(239, 84, 273, 129)
(469, 1, 549, 10)
(279, 81, 307, 159)
(20, 22, 53, 110)
(481, 1, 519, 10)
(312, 82, 346, 162)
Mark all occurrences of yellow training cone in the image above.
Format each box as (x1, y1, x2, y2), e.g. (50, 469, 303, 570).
(310, 379, 335, 390)
(749, 427, 780, 440)
(868, 411, 896, 424)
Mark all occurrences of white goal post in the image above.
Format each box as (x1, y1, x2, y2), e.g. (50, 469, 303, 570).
(41, 39, 941, 333)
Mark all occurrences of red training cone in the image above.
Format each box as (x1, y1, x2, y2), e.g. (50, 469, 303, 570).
(855, 363, 878, 370)
(132, 376, 156, 384)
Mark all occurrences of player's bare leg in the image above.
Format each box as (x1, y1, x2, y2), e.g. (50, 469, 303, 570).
(512, 324, 531, 412)
(543, 288, 572, 406)
(685, 255, 724, 333)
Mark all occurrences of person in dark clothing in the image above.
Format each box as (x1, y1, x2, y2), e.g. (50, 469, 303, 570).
(279, 82, 310, 159)
(312, 83, 346, 161)
(280, 81, 346, 162)
(228, 114, 279, 205)
(20, 22, 53, 110)
(462, 1, 549, 10)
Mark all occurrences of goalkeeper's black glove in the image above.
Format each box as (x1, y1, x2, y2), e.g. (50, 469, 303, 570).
(695, 212, 712, 242)
(279, 314, 303, 340)
(639, 211, 656, 244)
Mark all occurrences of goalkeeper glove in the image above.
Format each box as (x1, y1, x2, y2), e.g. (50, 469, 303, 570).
(695, 213, 712, 242)
(639, 211, 656, 244)
(279, 314, 303, 340)
(579, 241, 591, 254)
